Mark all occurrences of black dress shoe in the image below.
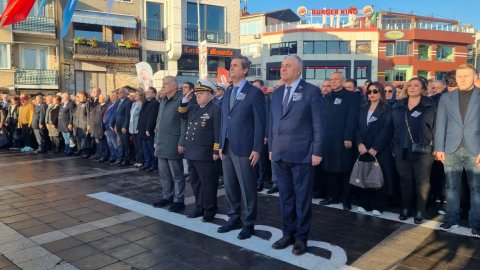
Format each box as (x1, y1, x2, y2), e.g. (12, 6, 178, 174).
(152, 199, 173, 208)
(139, 166, 149, 171)
(257, 183, 264, 192)
(237, 226, 255, 240)
(202, 216, 215, 222)
(98, 158, 108, 163)
(272, 236, 295, 249)
(292, 240, 307, 255)
(319, 198, 339, 206)
(187, 209, 203, 218)
(312, 191, 321, 199)
(399, 209, 410, 221)
(113, 160, 122, 166)
(147, 167, 158, 173)
(217, 222, 242, 233)
(342, 202, 352, 210)
(168, 202, 185, 213)
(120, 161, 130, 167)
(108, 159, 116, 164)
(266, 186, 279, 194)
(414, 211, 424, 224)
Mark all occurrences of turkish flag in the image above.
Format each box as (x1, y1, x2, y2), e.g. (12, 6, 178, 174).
(0, 0, 37, 26)
(217, 68, 230, 85)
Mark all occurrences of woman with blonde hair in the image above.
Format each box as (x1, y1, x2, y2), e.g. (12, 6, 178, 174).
(129, 89, 146, 168)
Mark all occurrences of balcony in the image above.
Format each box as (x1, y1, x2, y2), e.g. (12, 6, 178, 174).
(13, 16, 55, 35)
(184, 28, 230, 44)
(15, 69, 59, 89)
(144, 19, 165, 41)
(73, 42, 140, 63)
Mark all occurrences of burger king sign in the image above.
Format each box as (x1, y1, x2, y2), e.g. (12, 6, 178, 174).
(297, 6, 308, 17)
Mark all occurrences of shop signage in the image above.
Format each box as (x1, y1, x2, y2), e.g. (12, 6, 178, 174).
(384, 31, 405, 40)
(182, 45, 238, 57)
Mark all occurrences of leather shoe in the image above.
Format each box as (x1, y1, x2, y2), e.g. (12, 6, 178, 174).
(139, 166, 149, 171)
(257, 183, 264, 192)
(266, 186, 279, 194)
(399, 209, 410, 221)
(217, 222, 242, 233)
(147, 167, 158, 173)
(168, 202, 185, 213)
(414, 211, 424, 224)
(237, 226, 255, 240)
(202, 216, 215, 222)
(113, 160, 122, 166)
(272, 236, 295, 249)
(342, 202, 352, 210)
(152, 199, 172, 208)
(319, 198, 339, 206)
(187, 209, 203, 218)
(120, 161, 130, 167)
(292, 240, 307, 256)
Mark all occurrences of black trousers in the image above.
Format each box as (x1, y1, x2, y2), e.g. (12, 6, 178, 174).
(189, 159, 218, 218)
(313, 166, 327, 198)
(358, 188, 386, 211)
(325, 171, 352, 203)
(395, 154, 434, 213)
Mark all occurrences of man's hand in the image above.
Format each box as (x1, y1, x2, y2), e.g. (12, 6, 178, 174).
(178, 146, 185, 154)
(344, 140, 352, 149)
(358, 143, 367, 154)
(312, 155, 322, 166)
(68, 124, 73, 131)
(264, 138, 268, 145)
(121, 128, 127, 134)
(435, 151, 445, 164)
(269, 152, 272, 161)
(249, 151, 260, 166)
(154, 143, 157, 149)
(184, 90, 194, 102)
(146, 131, 150, 137)
(218, 149, 223, 160)
(476, 154, 480, 167)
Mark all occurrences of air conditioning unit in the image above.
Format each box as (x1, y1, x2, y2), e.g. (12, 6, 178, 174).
(254, 33, 262, 39)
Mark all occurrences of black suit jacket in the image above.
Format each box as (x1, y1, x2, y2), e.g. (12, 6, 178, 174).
(111, 98, 133, 131)
(32, 103, 47, 129)
(137, 99, 160, 139)
(58, 101, 76, 133)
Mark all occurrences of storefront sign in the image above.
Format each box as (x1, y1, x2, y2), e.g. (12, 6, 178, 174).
(384, 31, 405, 40)
(182, 45, 238, 57)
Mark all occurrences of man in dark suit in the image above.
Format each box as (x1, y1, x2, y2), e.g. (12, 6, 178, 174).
(179, 80, 221, 222)
(73, 91, 90, 158)
(218, 55, 266, 240)
(138, 87, 160, 172)
(435, 64, 480, 238)
(87, 87, 100, 159)
(104, 91, 119, 164)
(58, 93, 75, 155)
(91, 93, 110, 162)
(269, 55, 324, 255)
(110, 87, 132, 166)
(32, 95, 48, 153)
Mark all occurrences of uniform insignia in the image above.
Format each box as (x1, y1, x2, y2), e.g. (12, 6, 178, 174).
(334, 98, 342, 105)
(237, 93, 246, 100)
(200, 113, 210, 120)
(201, 122, 206, 127)
(292, 93, 303, 101)
(411, 111, 422, 117)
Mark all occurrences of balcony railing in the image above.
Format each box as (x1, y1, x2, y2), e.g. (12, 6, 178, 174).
(184, 28, 230, 44)
(13, 16, 55, 34)
(144, 27, 165, 41)
(15, 69, 59, 85)
(73, 42, 140, 60)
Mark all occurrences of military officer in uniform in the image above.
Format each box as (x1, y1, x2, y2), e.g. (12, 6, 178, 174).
(179, 80, 221, 222)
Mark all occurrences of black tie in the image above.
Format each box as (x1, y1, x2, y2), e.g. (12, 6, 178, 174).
(282, 86, 292, 115)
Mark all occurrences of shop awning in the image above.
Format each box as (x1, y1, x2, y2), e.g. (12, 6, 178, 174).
(72, 10, 137, 29)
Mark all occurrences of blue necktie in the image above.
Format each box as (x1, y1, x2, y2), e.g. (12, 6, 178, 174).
(230, 86, 239, 110)
(282, 86, 292, 115)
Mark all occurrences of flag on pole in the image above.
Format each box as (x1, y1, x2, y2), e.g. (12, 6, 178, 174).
(0, 0, 37, 26)
(37, 0, 47, 16)
(107, 0, 114, 14)
(60, 0, 78, 39)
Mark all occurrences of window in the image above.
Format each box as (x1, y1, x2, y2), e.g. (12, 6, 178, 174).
(326, 41, 350, 54)
(28, 0, 46, 17)
(418, 70, 429, 78)
(268, 68, 280, 80)
(146, 51, 165, 73)
(436, 71, 447, 81)
(0, 44, 9, 69)
(240, 43, 261, 57)
(437, 46, 454, 61)
(356, 41, 371, 54)
(304, 67, 347, 80)
(187, 2, 225, 38)
(386, 44, 394, 57)
(21, 47, 47, 69)
(270, 42, 297, 56)
(418, 45, 429, 60)
(74, 23, 102, 40)
(356, 66, 368, 79)
(75, 71, 106, 93)
(303, 41, 327, 54)
(146, 2, 164, 41)
(250, 64, 261, 77)
(240, 21, 262, 35)
(113, 28, 123, 42)
(395, 41, 409, 56)
(385, 70, 407, 82)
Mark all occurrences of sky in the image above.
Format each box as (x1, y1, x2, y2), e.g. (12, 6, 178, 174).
(245, 0, 480, 29)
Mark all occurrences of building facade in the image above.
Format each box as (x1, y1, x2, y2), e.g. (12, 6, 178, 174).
(141, 0, 240, 86)
(0, 0, 59, 94)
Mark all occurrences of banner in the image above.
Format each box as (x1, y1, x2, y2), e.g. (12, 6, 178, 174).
(0, 0, 36, 26)
(136, 62, 153, 91)
(199, 40, 208, 80)
(217, 68, 229, 85)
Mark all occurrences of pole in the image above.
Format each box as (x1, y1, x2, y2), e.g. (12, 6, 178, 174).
(197, 0, 201, 77)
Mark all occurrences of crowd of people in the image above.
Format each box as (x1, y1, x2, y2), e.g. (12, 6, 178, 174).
(0, 54, 479, 256)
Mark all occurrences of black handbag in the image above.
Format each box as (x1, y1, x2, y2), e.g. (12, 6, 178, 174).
(405, 111, 432, 154)
(349, 154, 385, 189)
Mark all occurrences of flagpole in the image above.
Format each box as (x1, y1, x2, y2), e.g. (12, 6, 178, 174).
(197, 0, 201, 78)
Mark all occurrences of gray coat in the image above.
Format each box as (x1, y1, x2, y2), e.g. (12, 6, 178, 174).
(31, 103, 47, 129)
(154, 91, 187, 159)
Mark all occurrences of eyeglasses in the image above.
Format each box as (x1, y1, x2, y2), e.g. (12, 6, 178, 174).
(385, 90, 393, 93)
(366, 89, 379, 95)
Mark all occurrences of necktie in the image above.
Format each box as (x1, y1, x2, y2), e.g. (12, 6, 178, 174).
(230, 86, 239, 110)
(283, 86, 292, 115)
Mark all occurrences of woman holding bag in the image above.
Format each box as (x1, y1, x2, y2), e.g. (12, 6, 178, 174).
(392, 77, 436, 224)
(354, 82, 395, 216)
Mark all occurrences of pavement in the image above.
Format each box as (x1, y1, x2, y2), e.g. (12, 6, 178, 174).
(0, 149, 479, 270)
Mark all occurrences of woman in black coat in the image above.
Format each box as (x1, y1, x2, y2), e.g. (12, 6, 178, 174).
(392, 77, 436, 224)
(354, 82, 395, 215)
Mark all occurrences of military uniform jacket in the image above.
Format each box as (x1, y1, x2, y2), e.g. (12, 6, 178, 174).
(179, 100, 221, 161)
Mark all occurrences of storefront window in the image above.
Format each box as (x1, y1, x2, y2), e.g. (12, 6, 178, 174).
(418, 45, 429, 60)
(437, 46, 454, 61)
(74, 23, 102, 41)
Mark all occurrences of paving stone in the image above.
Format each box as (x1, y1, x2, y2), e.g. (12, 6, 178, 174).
(124, 252, 173, 270)
(89, 236, 130, 251)
(17, 254, 64, 270)
(7, 218, 44, 231)
(104, 243, 147, 260)
(18, 223, 56, 237)
(73, 229, 113, 243)
(0, 213, 32, 224)
(118, 227, 154, 242)
(55, 244, 99, 262)
(41, 237, 84, 253)
(98, 261, 134, 270)
(6, 246, 51, 264)
(70, 253, 118, 270)
(102, 223, 138, 235)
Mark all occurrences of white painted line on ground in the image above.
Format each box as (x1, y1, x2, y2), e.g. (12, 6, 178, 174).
(0, 168, 137, 191)
(259, 190, 475, 238)
(0, 222, 77, 270)
(88, 192, 360, 270)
